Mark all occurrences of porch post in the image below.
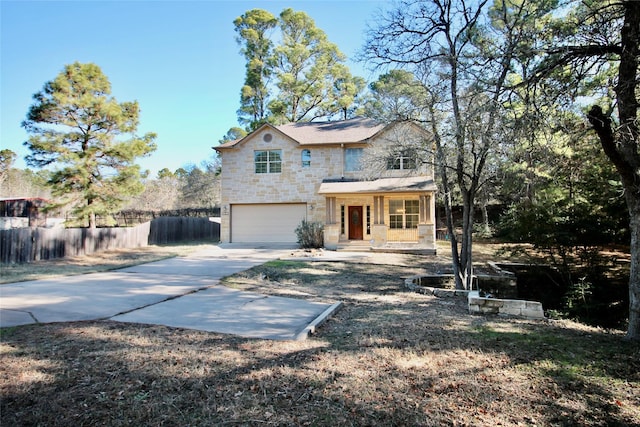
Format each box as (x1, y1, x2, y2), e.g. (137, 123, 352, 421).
(373, 196, 385, 224)
(326, 196, 337, 224)
(419, 195, 430, 224)
(324, 196, 339, 249)
(371, 195, 387, 247)
(418, 194, 435, 247)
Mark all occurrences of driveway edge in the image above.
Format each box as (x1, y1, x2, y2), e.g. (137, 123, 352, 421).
(295, 301, 343, 341)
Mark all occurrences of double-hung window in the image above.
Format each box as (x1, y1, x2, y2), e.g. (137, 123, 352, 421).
(345, 148, 363, 171)
(387, 149, 417, 170)
(389, 200, 419, 229)
(254, 150, 282, 173)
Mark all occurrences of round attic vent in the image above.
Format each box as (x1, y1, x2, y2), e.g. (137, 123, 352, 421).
(263, 133, 273, 142)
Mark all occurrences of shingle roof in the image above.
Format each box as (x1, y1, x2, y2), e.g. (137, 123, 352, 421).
(215, 117, 385, 150)
(318, 177, 436, 194)
(276, 117, 384, 145)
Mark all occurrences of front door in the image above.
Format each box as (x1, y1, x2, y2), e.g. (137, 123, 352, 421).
(348, 206, 363, 240)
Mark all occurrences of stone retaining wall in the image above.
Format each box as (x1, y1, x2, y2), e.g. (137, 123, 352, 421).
(404, 277, 469, 298)
(405, 276, 545, 319)
(467, 291, 544, 319)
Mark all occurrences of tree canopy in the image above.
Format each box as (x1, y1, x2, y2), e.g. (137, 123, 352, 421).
(364, 0, 639, 339)
(234, 9, 278, 129)
(232, 8, 365, 132)
(22, 62, 157, 228)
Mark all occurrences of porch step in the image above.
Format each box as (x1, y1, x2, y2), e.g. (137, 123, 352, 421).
(336, 241, 371, 252)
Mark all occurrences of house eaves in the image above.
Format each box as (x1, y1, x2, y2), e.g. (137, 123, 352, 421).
(318, 176, 437, 194)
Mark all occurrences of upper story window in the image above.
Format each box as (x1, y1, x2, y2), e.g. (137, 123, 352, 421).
(387, 149, 417, 170)
(301, 149, 311, 167)
(389, 199, 419, 229)
(254, 150, 282, 174)
(345, 148, 363, 172)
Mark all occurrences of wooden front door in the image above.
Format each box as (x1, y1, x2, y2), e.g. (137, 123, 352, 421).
(348, 206, 363, 240)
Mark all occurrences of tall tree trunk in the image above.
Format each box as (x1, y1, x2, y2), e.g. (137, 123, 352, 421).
(587, 1, 640, 340)
(87, 197, 96, 229)
(459, 191, 475, 290)
(443, 185, 464, 289)
(588, 105, 640, 340)
(628, 198, 640, 339)
(430, 104, 465, 290)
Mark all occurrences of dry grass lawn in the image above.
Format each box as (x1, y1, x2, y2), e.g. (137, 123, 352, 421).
(0, 244, 210, 284)
(1, 242, 639, 426)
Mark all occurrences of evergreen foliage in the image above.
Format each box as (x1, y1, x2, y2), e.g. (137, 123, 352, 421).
(233, 8, 364, 132)
(22, 62, 157, 228)
(234, 9, 278, 130)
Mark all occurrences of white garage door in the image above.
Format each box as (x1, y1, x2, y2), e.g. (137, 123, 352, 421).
(231, 204, 307, 243)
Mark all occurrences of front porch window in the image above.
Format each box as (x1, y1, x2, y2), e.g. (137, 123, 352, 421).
(389, 199, 419, 229)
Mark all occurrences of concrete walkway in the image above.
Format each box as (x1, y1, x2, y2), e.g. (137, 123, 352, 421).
(0, 245, 346, 340)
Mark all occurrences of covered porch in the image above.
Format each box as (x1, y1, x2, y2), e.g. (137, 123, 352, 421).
(318, 177, 437, 255)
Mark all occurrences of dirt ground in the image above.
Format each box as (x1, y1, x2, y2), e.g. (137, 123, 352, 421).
(1, 244, 639, 426)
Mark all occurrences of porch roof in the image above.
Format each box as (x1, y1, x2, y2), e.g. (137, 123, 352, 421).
(318, 177, 436, 195)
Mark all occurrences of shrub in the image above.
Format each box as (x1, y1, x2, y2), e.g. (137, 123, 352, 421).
(295, 220, 324, 249)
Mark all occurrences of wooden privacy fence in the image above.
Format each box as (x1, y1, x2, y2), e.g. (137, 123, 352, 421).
(148, 216, 220, 245)
(1, 217, 220, 264)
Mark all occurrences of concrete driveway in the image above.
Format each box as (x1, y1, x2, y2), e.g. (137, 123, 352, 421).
(0, 245, 342, 340)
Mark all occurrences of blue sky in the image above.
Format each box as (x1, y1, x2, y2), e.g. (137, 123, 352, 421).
(1, 0, 386, 177)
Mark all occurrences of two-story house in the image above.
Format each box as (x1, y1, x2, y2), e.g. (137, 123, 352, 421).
(214, 117, 437, 254)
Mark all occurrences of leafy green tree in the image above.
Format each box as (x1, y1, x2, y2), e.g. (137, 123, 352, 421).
(219, 127, 247, 144)
(325, 69, 366, 120)
(22, 62, 157, 228)
(270, 8, 360, 123)
(499, 120, 627, 248)
(363, 70, 429, 122)
(156, 168, 175, 180)
(518, 0, 640, 340)
(174, 167, 189, 180)
(234, 9, 278, 130)
(233, 8, 365, 126)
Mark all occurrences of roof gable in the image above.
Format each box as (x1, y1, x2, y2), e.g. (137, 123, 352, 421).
(214, 117, 386, 151)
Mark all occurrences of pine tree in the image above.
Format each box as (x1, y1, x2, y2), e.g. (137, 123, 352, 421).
(22, 62, 157, 228)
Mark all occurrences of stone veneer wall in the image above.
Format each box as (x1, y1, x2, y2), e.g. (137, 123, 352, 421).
(219, 129, 347, 242)
(218, 122, 437, 244)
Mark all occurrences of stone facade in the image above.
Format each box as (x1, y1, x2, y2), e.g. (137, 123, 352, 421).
(218, 128, 336, 242)
(215, 118, 438, 251)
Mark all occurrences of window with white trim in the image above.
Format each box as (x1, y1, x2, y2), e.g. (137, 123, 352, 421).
(254, 150, 282, 173)
(387, 149, 417, 170)
(389, 199, 419, 229)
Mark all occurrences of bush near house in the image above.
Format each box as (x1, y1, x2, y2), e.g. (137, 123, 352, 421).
(295, 220, 324, 248)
